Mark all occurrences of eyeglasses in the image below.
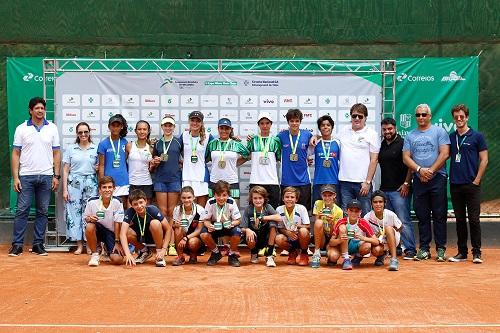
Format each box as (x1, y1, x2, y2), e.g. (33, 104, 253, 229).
(454, 115, 467, 120)
(415, 113, 428, 118)
(77, 131, 89, 135)
(351, 114, 364, 120)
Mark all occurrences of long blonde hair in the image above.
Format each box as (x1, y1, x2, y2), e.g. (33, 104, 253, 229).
(199, 123, 206, 145)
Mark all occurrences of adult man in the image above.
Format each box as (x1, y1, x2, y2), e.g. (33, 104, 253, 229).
(338, 103, 380, 215)
(403, 104, 450, 262)
(246, 112, 282, 208)
(448, 104, 488, 263)
(379, 118, 416, 259)
(277, 109, 313, 210)
(9, 97, 61, 256)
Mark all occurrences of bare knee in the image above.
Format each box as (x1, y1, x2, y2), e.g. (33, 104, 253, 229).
(109, 254, 123, 265)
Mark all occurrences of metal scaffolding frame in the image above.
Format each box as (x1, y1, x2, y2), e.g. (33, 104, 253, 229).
(42, 58, 396, 248)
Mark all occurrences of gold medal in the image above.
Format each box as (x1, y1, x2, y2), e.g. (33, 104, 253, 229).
(160, 153, 168, 162)
(259, 156, 269, 165)
(289, 153, 298, 161)
(323, 160, 331, 168)
(218, 160, 226, 168)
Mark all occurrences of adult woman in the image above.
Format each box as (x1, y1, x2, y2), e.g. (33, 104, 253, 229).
(180, 111, 213, 208)
(62, 122, 98, 254)
(126, 120, 154, 203)
(151, 116, 182, 256)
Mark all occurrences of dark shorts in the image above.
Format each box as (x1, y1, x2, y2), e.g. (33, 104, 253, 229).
(243, 225, 273, 251)
(95, 223, 116, 253)
(154, 181, 182, 193)
(281, 184, 311, 211)
(208, 182, 240, 199)
(348, 239, 361, 255)
(201, 226, 241, 238)
(129, 184, 154, 199)
(130, 221, 155, 245)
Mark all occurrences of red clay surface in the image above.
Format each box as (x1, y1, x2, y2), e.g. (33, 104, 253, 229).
(0, 245, 499, 333)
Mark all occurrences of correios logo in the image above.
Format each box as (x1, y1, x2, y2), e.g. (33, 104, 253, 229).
(22, 72, 54, 82)
(397, 73, 434, 82)
(441, 71, 466, 82)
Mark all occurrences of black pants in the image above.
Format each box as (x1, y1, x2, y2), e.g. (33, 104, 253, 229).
(450, 183, 482, 255)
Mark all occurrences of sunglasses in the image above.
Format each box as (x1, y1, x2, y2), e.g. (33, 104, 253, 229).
(77, 130, 89, 135)
(415, 113, 428, 118)
(351, 114, 364, 120)
(454, 115, 467, 120)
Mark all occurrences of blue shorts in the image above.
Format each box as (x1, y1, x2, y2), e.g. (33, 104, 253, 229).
(95, 223, 116, 253)
(201, 226, 241, 239)
(348, 239, 361, 255)
(154, 181, 182, 193)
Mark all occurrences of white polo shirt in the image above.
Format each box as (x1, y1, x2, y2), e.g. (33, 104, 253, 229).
(337, 125, 380, 183)
(13, 119, 60, 176)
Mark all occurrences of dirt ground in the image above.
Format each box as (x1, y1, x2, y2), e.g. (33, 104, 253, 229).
(0, 245, 499, 333)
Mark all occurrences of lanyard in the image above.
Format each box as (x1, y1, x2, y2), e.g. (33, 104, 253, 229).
(182, 203, 194, 220)
(218, 139, 232, 162)
(98, 197, 109, 211)
(216, 203, 226, 223)
(289, 131, 300, 155)
(456, 134, 467, 153)
(258, 135, 271, 158)
(284, 207, 296, 229)
(190, 134, 199, 156)
(162, 136, 173, 156)
(253, 206, 264, 228)
(136, 212, 147, 238)
(109, 136, 121, 160)
(321, 139, 331, 161)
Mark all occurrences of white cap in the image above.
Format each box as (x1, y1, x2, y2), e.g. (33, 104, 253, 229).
(257, 111, 272, 123)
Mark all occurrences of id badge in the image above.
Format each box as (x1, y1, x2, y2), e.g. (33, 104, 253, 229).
(112, 159, 120, 168)
(455, 153, 461, 163)
(259, 156, 269, 165)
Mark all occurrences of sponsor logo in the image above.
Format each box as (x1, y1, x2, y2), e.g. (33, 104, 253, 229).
(160, 77, 174, 87)
(161, 78, 198, 89)
(435, 118, 456, 132)
(263, 99, 275, 104)
(204, 80, 237, 86)
(250, 80, 279, 87)
(400, 114, 412, 129)
(22, 72, 54, 82)
(397, 73, 435, 82)
(244, 80, 250, 86)
(441, 71, 466, 82)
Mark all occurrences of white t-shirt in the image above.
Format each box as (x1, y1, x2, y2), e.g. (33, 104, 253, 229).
(337, 125, 380, 183)
(128, 142, 153, 185)
(173, 203, 207, 232)
(204, 197, 241, 223)
(363, 209, 402, 236)
(13, 119, 60, 176)
(181, 131, 212, 182)
(276, 204, 310, 231)
(83, 196, 125, 232)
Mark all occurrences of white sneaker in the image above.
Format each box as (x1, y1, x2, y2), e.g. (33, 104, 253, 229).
(266, 256, 276, 267)
(280, 249, 289, 256)
(307, 248, 314, 256)
(88, 253, 100, 267)
(250, 254, 259, 264)
(155, 258, 166, 267)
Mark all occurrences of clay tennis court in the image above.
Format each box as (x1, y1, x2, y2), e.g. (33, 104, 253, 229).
(1, 245, 499, 333)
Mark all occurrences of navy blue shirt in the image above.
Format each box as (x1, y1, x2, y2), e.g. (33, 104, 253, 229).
(153, 136, 182, 183)
(449, 128, 487, 185)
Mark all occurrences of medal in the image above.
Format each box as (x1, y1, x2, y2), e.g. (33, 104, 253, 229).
(258, 135, 272, 165)
(160, 153, 168, 162)
(289, 153, 298, 161)
(109, 136, 121, 167)
(180, 219, 189, 228)
(284, 207, 297, 231)
(288, 131, 301, 162)
(181, 203, 193, 229)
(347, 222, 357, 239)
(215, 203, 227, 230)
(112, 159, 120, 168)
(190, 134, 199, 163)
(321, 139, 332, 168)
(217, 139, 231, 170)
(191, 155, 198, 163)
(253, 207, 264, 229)
(259, 156, 269, 165)
(96, 211, 105, 219)
(218, 160, 226, 168)
(160, 136, 173, 162)
(323, 160, 331, 168)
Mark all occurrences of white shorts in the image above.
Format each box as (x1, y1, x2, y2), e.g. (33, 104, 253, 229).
(113, 185, 130, 197)
(380, 230, 401, 250)
(182, 180, 209, 197)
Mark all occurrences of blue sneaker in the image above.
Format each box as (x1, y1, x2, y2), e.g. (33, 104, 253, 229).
(342, 258, 353, 270)
(388, 257, 399, 271)
(310, 252, 321, 268)
(351, 255, 363, 266)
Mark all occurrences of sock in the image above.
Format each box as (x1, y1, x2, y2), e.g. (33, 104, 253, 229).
(266, 245, 275, 256)
(212, 248, 219, 253)
(342, 252, 349, 259)
(314, 249, 320, 255)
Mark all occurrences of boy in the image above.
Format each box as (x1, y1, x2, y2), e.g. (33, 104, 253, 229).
(84, 176, 124, 267)
(275, 187, 310, 266)
(330, 199, 380, 270)
(200, 180, 242, 267)
(310, 184, 344, 268)
(120, 189, 172, 267)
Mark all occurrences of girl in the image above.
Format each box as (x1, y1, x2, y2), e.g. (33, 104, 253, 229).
(62, 122, 98, 254)
(126, 120, 154, 204)
(240, 186, 281, 267)
(151, 116, 182, 256)
(180, 111, 213, 208)
(171, 186, 206, 265)
(98, 114, 129, 207)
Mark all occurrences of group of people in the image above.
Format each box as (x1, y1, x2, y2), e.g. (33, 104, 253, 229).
(8, 96, 488, 270)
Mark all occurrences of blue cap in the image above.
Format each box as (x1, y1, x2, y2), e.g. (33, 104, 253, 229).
(218, 118, 232, 127)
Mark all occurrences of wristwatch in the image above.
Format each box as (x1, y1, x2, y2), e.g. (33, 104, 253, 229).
(53, 174, 61, 180)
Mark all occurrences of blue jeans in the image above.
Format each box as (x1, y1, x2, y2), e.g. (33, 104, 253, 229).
(385, 190, 416, 253)
(412, 174, 448, 251)
(12, 175, 53, 246)
(339, 181, 372, 216)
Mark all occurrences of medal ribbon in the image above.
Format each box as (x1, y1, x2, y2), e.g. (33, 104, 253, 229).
(190, 134, 199, 157)
(258, 135, 271, 158)
(216, 203, 227, 223)
(284, 207, 296, 230)
(109, 136, 121, 160)
(218, 139, 232, 162)
(289, 131, 300, 155)
(321, 139, 331, 161)
(161, 136, 173, 157)
(253, 206, 264, 229)
(136, 212, 147, 238)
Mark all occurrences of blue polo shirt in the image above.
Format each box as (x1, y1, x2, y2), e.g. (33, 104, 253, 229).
(313, 139, 341, 185)
(449, 128, 487, 185)
(277, 129, 313, 186)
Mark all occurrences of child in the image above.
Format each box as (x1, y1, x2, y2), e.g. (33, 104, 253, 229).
(330, 199, 380, 270)
(171, 186, 206, 265)
(200, 180, 242, 267)
(240, 186, 282, 267)
(364, 190, 402, 271)
(310, 184, 344, 268)
(120, 189, 172, 267)
(83, 176, 124, 267)
(275, 186, 310, 266)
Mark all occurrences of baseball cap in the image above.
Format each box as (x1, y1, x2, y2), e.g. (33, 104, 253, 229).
(346, 199, 362, 210)
(257, 111, 272, 124)
(108, 114, 124, 125)
(161, 116, 176, 126)
(188, 111, 204, 121)
(218, 118, 232, 127)
(320, 184, 336, 194)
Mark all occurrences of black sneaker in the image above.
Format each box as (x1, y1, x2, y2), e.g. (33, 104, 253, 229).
(403, 251, 416, 260)
(448, 253, 467, 262)
(207, 251, 223, 266)
(351, 255, 363, 266)
(32, 243, 48, 256)
(374, 253, 387, 266)
(8, 244, 23, 257)
(228, 254, 240, 267)
(473, 253, 483, 264)
(396, 246, 403, 257)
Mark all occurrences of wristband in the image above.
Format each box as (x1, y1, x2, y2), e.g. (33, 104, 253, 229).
(114, 239, 120, 243)
(416, 166, 421, 173)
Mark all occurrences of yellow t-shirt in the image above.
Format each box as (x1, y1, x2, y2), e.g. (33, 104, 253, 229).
(313, 200, 344, 235)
